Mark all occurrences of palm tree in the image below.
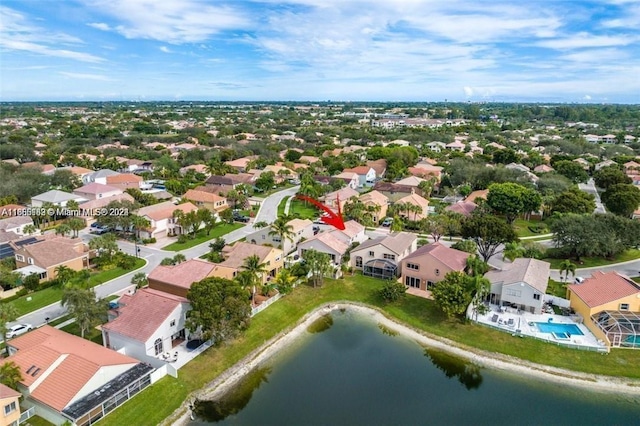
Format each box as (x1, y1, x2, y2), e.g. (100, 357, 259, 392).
(173, 253, 186, 264)
(0, 361, 23, 390)
(268, 216, 295, 251)
(272, 268, 297, 295)
(67, 217, 85, 238)
(465, 255, 488, 277)
(55, 265, 76, 285)
(253, 221, 269, 229)
(390, 215, 404, 232)
(502, 242, 524, 262)
(23, 224, 38, 235)
(131, 272, 148, 289)
(241, 255, 268, 304)
(559, 259, 577, 283)
(56, 223, 71, 237)
(0, 303, 19, 352)
(61, 287, 104, 339)
(131, 214, 151, 240)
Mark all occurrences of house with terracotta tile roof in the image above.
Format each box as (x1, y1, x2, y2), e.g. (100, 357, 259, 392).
(342, 166, 376, 187)
(445, 200, 478, 217)
(297, 232, 350, 266)
(395, 193, 430, 221)
(567, 271, 640, 348)
(102, 288, 191, 363)
(247, 218, 314, 254)
(0, 383, 21, 426)
(396, 176, 426, 188)
(148, 258, 217, 298)
(179, 164, 209, 176)
(373, 182, 423, 202)
(183, 188, 228, 213)
(78, 193, 135, 219)
(263, 165, 298, 183)
(465, 189, 489, 204)
(105, 173, 143, 190)
(216, 242, 284, 282)
(400, 242, 470, 293)
(224, 156, 258, 172)
(73, 182, 123, 201)
(485, 258, 550, 314)
(137, 201, 199, 239)
(359, 190, 389, 223)
(299, 155, 321, 164)
(367, 159, 387, 177)
(533, 164, 554, 173)
(12, 237, 89, 282)
(1, 326, 153, 426)
(205, 173, 254, 189)
(0, 215, 33, 235)
(331, 220, 367, 246)
(350, 232, 417, 279)
(408, 164, 443, 182)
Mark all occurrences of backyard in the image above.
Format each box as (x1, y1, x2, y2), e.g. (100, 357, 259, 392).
(101, 274, 640, 426)
(162, 223, 244, 251)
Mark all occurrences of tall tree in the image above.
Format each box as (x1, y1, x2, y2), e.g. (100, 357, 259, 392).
(303, 249, 332, 287)
(186, 277, 251, 344)
(553, 160, 589, 184)
(431, 271, 474, 318)
(54, 265, 77, 286)
(559, 260, 577, 283)
(61, 287, 105, 339)
(241, 255, 268, 303)
(461, 214, 518, 262)
(550, 187, 595, 214)
(486, 182, 541, 224)
(130, 214, 151, 240)
(268, 216, 295, 250)
(67, 217, 85, 238)
(131, 272, 148, 289)
(593, 166, 632, 190)
(0, 303, 19, 349)
(272, 268, 296, 295)
(602, 184, 640, 217)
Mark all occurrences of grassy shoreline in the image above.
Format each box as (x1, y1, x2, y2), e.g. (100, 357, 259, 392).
(100, 274, 640, 426)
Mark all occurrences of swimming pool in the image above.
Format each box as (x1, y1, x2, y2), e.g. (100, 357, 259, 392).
(535, 322, 583, 336)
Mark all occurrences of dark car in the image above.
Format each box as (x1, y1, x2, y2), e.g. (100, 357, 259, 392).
(233, 212, 250, 223)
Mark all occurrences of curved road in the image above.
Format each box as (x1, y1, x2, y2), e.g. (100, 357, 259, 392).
(13, 186, 300, 329)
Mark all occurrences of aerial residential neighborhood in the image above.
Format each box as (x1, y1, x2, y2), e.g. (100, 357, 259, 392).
(0, 100, 639, 425)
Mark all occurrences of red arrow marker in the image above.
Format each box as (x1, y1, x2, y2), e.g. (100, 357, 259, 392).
(295, 194, 346, 230)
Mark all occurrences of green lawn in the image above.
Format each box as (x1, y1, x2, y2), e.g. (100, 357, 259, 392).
(100, 274, 640, 426)
(6, 258, 145, 317)
(545, 249, 640, 269)
(513, 218, 548, 238)
(287, 198, 320, 220)
(276, 196, 290, 217)
(162, 224, 244, 251)
(21, 415, 54, 426)
(546, 278, 567, 298)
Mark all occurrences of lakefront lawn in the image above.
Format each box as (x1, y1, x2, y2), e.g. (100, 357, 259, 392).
(101, 274, 640, 426)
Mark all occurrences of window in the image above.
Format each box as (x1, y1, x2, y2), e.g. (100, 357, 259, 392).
(15, 254, 24, 262)
(620, 303, 630, 311)
(28, 257, 34, 265)
(170, 319, 176, 327)
(355, 256, 363, 267)
(261, 235, 265, 240)
(426, 281, 436, 290)
(154, 338, 163, 356)
(4, 401, 16, 415)
(533, 294, 541, 301)
(406, 263, 419, 270)
(383, 253, 396, 261)
(434, 269, 440, 276)
(405, 276, 420, 288)
(506, 289, 522, 297)
(368, 251, 374, 257)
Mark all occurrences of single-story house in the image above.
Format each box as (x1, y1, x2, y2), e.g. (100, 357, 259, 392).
(148, 258, 218, 298)
(400, 242, 470, 292)
(485, 258, 550, 314)
(395, 193, 430, 221)
(1, 326, 153, 426)
(102, 288, 191, 364)
(373, 182, 423, 203)
(350, 232, 417, 279)
(567, 271, 640, 348)
(105, 173, 143, 190)
(445, 201, 477, 217)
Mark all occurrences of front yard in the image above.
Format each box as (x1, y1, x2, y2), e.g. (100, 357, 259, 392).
(162, 223, 244, 251)
(101, 274, 640, 426)
(5, 258, 146, 317)
(544, 249, 640, 269)
(277, 196, 319, 220)
(513, 218, 548, 238)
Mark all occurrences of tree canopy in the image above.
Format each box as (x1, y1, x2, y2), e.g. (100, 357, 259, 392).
(486, 182, 541, 223)
(601, 184, 640, 217)
(461, 214, 518, 262)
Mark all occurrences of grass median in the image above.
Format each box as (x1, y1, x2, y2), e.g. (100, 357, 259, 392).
(545, 249, 640, 269)
(101, 274, 640, 426)
(162, 224, 244, 251)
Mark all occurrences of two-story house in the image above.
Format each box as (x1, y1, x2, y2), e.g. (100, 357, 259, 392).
(323, 187, 359, 212)
(350, 232, 417, 279)
(102, 288, 191, 364)
(247, 218, 314, 254)
(332, 172, 360, 190)
(342, 166, 376, 187)
(0, 384, 21, 426)
(485, 258, 550, 314)
(105, 173, 143, 191)
(182, 188, 228, 213)
(358, 190, 389, 223)
(0, 216, 34, 236)
(148, 258, 217, 298)
(13, 237, 89, 282)
(73, 182, 123, 201)
(137, 201, 199, 239)
(400, 242, 470, 293)
(31, 190, 86, 207)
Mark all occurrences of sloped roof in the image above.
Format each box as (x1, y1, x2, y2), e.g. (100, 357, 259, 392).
(3, 326, 138, 411)
(73, 182, 121, 195)
(0, 215, 33, 230)
(355, 232, 416, 255)
(395, 176, 425, 187)
(465, 189, 489, 203)
(396, 193, 430, 208)
(324, 187, 359, 204)
(106, 173, 142, 184)
(142, 201, 198, 222)
(300, 232, 349, 255)
(103, 288, 188, 342)
(568, 271, 640, 308)
(343, 166, 373, 175)
(485, 258, 550, 293)
(402, 242, 469, 271)
(16, 237, 86, 268)
(288, 218, 313, 233)
(367, 159, 387, 175)
(32, 190, 82, 203)
(219, 242, 281, 269)
(148, 258, 216, 289)
(359, 190, 389, 206)
(445, 201, 477, 217)
(0, 383, 20, 399)
(183, 188, 226, 204)
(79, 193, 134, 211)
(338, 220, 365, 239)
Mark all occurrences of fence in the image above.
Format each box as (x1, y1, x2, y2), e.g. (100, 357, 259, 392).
(19, 406, 35, 424)
(251, 292, 283, 316)
(543, 294, 570, 308)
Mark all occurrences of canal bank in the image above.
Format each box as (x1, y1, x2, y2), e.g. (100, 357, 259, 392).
(166, 303, 640, 426)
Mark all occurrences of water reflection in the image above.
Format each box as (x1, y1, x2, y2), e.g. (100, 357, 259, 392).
(378, 323, 399, 337)
(424, 348, 483, 390)
(193, 366, 272, 422)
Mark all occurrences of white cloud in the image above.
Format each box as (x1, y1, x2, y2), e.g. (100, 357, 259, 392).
(0, 6, 104, 63)
(463, 86, 473, 97)
(583, 95, 592, 100)
(88, 22, 111, 31)
(159, 46, 171, 53)
(535, 33, 637, 49)
(82, 0, 249, 43)
(59, 72, 115, 81)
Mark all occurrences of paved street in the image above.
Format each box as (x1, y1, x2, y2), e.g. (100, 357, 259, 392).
(13, 186, 300, 329)
(579, 178, 606, 214)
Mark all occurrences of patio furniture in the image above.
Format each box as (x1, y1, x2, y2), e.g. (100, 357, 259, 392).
(491, 314, 498, 323)
(507, 318, 515, 327)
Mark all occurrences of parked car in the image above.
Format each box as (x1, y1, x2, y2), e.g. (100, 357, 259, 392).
(6, 323, 33, 339)
(91, 225, 111, 235)
(574, 276, 585, 284)
(381, 217, 394, 227)
(232, 212, 250, 223)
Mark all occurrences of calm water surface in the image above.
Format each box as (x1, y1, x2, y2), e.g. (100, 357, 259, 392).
(191, 310, 640, 426)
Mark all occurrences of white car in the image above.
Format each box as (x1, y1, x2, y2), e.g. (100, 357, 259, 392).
(6, 323, 33, 339)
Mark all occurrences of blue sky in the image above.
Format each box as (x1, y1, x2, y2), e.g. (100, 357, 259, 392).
(1, 0, 639, 102)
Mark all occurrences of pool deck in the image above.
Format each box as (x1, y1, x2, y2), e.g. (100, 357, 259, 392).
(471, 304, 608, 351)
